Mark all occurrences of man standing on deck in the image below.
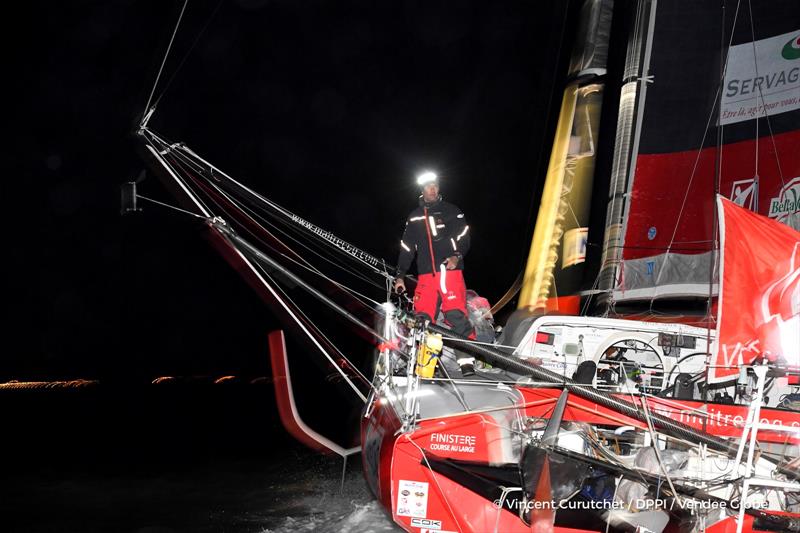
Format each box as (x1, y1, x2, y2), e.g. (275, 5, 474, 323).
(393, 171, 476, 376)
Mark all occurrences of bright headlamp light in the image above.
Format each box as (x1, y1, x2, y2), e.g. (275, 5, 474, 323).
(416, 171, 438, 187)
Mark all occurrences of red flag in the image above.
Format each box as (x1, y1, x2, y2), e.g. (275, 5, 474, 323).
(712, 197, 800, 382)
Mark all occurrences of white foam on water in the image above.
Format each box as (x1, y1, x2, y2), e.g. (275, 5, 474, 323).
(260, 499, 397, 533)
(206, 444, 401, 532)
(335, 500, 398, 532)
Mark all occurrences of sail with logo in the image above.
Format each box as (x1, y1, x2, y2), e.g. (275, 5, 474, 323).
(595, 0, 800, 309)
(714, 196, 799, 383)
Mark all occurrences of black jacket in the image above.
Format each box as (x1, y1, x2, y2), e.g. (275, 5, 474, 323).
(396, 196, 470, 277)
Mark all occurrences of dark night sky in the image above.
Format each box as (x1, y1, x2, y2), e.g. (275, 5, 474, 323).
(9, 1, 578, 382)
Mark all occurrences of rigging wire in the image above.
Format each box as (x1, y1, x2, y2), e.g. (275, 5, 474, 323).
(202, 178, 387, 290)
(747, 0, 760, 187)
(142, 128, 396, 288)
(223, 224, 391, 349)
(581, 258, 608, 317)
(146, 137, 352, 294)
(640, 396, 685, 508)
(257, 265, 374, 390)
(180, 197, 387, 403)
(746, 0, 787, 191)
(154, 139, 393, 298)
(140, 132, 395, 352)
(166, 150, 291, 246)
(149, 136, 307, 269)
(173, 142, 391, 276)
(648, 0, 743, 313)
(141, 0, 189, 123)
(166, 156, 386, 313)
(249, 263, 369, 402)
(151, 0, 228, 114)
(703, 0, 731, 402)
(171, 151, 386, 294)
(137, 195, 208, 220)
(140, 134, 216, 217)
(170, 170, 389, 311)
(268, 248, 384, 308)
(233, 216, 389, 311)
(231, 189, 391, 279)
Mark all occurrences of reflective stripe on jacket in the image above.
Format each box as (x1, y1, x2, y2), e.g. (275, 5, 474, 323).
(396, 197, 470, 277)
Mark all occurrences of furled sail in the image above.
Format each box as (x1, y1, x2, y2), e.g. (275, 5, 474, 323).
(518, 0, 613, 314)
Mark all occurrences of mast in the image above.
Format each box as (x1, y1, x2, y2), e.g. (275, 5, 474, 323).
(596, 0, 657, 314)
(704, 0, 726, 403)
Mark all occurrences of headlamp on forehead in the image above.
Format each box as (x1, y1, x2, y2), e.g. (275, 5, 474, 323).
(416, 171, 438, 187)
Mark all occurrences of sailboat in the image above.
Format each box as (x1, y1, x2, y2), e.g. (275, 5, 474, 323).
(127, 0, 799, 531)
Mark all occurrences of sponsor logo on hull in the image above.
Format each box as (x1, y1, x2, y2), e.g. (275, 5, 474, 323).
(429, 432, 476, 454)
(396, 480, 429, 518)
(411, 517, 442, 529)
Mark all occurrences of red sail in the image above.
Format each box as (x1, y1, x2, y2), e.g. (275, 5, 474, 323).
(713, 196, 799, 382)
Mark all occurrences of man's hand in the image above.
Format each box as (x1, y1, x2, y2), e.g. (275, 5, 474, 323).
(393, 277, 406, 294)
(445, 256, 459, 270)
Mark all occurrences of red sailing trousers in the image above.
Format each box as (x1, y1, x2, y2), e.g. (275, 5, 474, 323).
(413, 269, 474, 338)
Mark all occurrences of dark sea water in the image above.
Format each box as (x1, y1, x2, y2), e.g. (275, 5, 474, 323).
(0, 384, 399, 533)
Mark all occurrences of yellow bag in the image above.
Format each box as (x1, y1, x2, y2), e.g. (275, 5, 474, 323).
(415, 333, 443, 378)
